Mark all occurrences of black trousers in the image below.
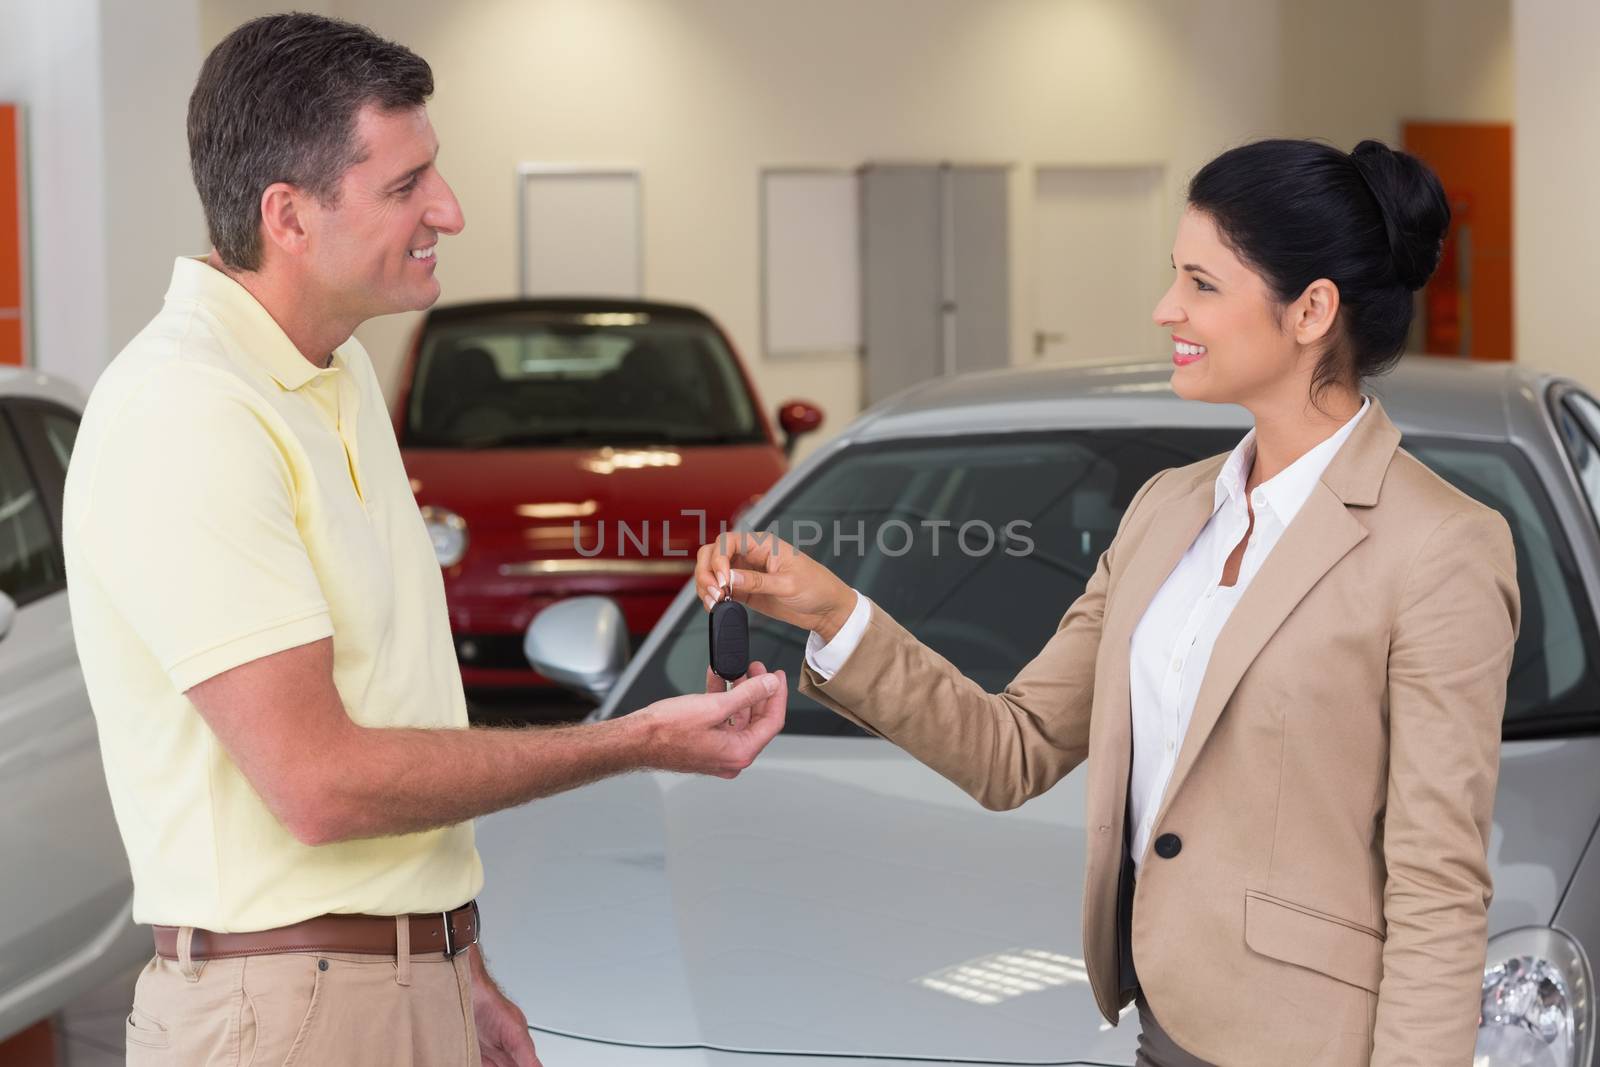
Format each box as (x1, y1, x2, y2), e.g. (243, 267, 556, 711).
(1135, 998, 1218, 1067)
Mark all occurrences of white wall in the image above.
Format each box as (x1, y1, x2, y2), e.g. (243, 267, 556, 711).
(0, 0, 1520, 408)
(313, 0, 1514, 452)
(1278, 0, 1424, 147)
(304, 0, 1296, 452)
(100, 0, 206, 360)
(177, 0, 1510, 446)
(0, 0, 1530, 423)
(200, 0, 332, 56)
(0, 0, 203, 394)
(1420, 0, 1513, 123)
(1276, 1, 1514, 139)
(1514, 0, 1595, 389)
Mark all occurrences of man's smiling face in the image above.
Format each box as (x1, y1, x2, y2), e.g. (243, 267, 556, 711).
(300, 104, 464, 322)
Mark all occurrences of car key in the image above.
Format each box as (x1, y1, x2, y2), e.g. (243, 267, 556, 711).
(708, 587, 750, 682)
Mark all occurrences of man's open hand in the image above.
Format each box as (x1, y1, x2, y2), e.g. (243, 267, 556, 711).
(634, 662, 787, 778)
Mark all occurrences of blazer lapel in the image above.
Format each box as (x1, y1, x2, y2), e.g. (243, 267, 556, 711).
(1102, 468, 1219, 658)
(1149, 397, 1403, 829)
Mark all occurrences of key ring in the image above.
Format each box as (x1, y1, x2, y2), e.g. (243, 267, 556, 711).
(713, 577, 735, 725)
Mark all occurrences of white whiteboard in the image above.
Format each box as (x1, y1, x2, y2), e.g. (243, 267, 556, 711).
(518, 166, 641, 297)
(762, 169, 861, 357)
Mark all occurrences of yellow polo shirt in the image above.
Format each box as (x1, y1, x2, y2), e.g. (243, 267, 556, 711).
(62, 256, 483, 932)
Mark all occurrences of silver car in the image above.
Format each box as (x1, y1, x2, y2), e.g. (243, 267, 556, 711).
(511, 355, 1600, 1067)
(0, 368, 146, 1041)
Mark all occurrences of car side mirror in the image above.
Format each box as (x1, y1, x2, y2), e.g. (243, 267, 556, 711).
(0, 590, 15, 643)
(523, 596, 630, 704)
(776, 400, 824, 458)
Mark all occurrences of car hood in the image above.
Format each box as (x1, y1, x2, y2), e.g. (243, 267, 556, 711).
(475, 737, 1137, 1064)
(403, 443, 785, 553)
(473, 734, 1600, 1062)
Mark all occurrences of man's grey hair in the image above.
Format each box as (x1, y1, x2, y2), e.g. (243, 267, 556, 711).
(187, 12, 433, 271)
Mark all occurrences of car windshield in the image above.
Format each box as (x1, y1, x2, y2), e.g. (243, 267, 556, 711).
(608, 428, 1600, 738)
(405, 313, 763, 448)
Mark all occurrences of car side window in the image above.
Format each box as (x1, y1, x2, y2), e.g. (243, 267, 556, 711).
(33, 407, 78, 478)
(0, 408, 65, 606)
(7, 401, 79, 531)
(1406, 435, 1600, 735)
(1555, 390, 1600, 530)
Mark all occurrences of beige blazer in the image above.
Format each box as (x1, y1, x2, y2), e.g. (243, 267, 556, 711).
(799, 397, 1520, 1067)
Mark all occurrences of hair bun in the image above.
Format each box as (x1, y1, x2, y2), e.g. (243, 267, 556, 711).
(1348, 139, 1451, 291)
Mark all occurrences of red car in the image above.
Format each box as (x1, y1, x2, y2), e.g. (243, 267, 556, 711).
(391, 298, 823, 690)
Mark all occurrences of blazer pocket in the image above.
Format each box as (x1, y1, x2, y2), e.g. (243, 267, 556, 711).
(1244, 890, 1385, 994)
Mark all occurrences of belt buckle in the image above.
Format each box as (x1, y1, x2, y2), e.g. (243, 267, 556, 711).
(442, 901, 479, 959)
(442, 910, 460, 958)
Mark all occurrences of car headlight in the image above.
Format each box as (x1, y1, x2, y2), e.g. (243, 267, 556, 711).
(1475, 926, 1595, 1067)
(420, 506, 468, 567)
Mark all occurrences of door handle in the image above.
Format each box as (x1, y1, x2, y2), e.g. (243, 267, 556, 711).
(1034, 330, 1066, 358)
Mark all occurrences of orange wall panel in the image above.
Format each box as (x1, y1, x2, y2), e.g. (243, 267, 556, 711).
(0, 103, 24, 366)
(1402, 122, 1513, 362)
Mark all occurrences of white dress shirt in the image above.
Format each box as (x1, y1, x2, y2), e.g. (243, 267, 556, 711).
(807, 396, 1371, 875)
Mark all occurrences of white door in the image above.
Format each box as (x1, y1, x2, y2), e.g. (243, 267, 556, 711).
(518, 167, 642, 298)
(1032, 166, 1168, 364)
(861, 164, 1011, 406)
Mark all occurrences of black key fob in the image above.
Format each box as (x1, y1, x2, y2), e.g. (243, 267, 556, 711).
(708, 596, 750, 682)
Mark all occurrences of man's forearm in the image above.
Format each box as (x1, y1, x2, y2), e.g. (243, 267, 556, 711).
(296, 715, 652, 844)
(187, 637, 784, 848)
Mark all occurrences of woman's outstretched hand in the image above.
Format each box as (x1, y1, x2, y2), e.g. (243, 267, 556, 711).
(695, 531, 857, 642)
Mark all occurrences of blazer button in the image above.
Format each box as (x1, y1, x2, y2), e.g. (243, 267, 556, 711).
(1154, 833, 1182, 859)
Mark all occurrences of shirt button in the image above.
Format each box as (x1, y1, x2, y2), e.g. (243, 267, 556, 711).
(1165, 738, 1175, 753)
(1171, 658, 1182, 673)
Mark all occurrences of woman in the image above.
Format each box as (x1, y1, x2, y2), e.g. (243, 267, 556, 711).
(694, 139, 1520, 1067)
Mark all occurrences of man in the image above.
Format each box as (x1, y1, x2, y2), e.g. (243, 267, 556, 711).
(62, 14, 786, 1067)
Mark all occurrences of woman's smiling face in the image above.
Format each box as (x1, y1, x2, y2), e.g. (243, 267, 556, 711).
(1152, 206, 1328, 408)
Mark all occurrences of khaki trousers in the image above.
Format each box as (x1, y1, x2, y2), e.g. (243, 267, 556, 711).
(125, 918, 481, 1066)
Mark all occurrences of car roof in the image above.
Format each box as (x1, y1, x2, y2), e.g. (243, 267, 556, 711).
(0, 366, 86, 412)
(422, 297, 717, 325)
(841, 354, 1549, 444)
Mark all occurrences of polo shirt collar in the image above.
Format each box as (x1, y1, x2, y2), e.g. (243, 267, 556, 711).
(164, 256, 345, 391)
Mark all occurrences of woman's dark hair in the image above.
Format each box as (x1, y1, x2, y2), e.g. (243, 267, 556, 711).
(1186, 138, 1450, 405)
(188, 13, 434, 271)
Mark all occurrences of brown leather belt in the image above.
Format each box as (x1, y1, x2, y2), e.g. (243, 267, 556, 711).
(153, 900, 479, 961)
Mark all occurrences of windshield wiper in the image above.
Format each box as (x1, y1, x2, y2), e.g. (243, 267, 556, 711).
(455, 428, 759, 449)
(458, 428, 619, 449)
(658, 430, 762, 445)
